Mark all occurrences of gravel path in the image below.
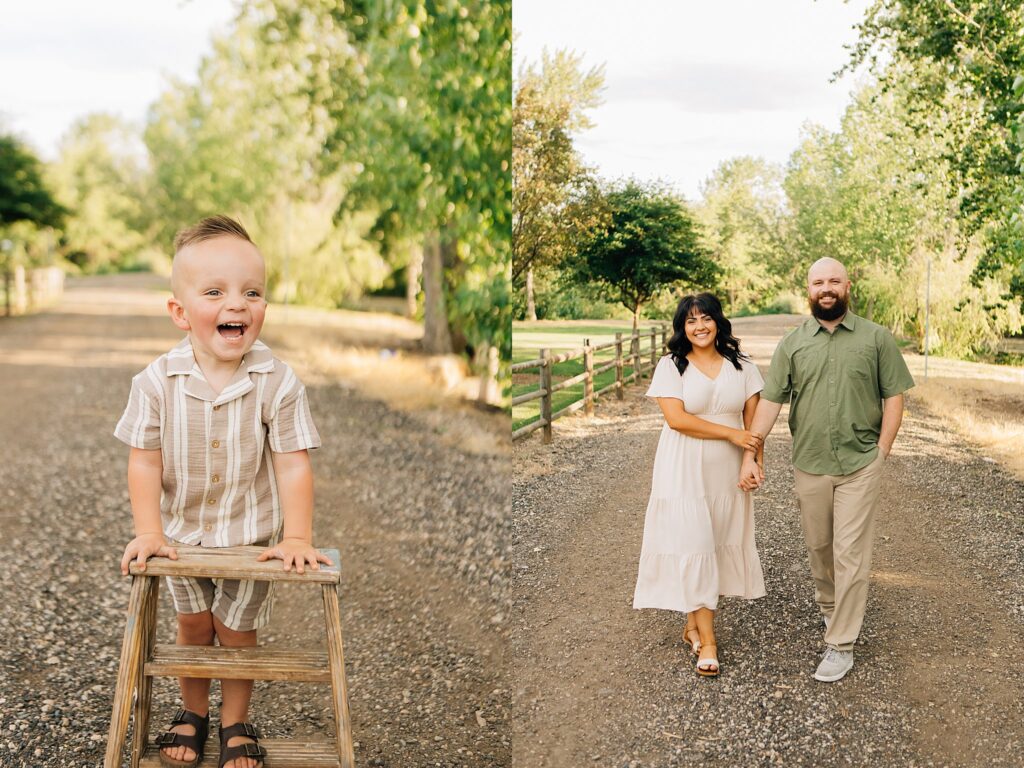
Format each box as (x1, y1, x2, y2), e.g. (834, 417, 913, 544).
(0, 277, 510, 767)
(512, 319, 1024, 767)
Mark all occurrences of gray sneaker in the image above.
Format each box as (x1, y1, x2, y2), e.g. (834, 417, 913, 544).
(814, 648, 853, 682)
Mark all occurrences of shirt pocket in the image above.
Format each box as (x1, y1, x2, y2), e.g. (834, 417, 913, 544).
(847, 347, 875, 379)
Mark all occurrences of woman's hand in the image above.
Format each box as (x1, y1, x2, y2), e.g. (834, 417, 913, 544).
(729, 429, 763, 452)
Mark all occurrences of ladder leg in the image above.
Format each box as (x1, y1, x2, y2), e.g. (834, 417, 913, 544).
(130, 577, 160, 767)
(322, 584, 356, 768)
(104, 575, 154, 768)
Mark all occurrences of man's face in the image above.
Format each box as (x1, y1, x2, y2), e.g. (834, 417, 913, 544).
(167, 235, 267, 366)
(807, 263, 851, 321)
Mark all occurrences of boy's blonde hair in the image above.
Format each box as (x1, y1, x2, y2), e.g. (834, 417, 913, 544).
(173, 215, 254, 253)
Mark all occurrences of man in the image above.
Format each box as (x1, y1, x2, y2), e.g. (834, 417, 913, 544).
(740, 257, 914, 682)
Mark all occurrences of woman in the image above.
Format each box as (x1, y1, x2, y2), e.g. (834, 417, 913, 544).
(633, 293, 765, 676)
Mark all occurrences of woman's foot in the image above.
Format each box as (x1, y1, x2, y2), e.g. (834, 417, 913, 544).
(696, 643, 720, 676)
(682, 623, 702, 655)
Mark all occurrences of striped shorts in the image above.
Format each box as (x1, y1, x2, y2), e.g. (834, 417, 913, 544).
(165, 540, 275, 631)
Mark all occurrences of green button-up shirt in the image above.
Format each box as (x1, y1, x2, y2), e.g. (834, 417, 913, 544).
(761, 312, 915, 475)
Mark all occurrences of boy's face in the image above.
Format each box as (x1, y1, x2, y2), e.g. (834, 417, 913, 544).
(167, 235, 267, 366)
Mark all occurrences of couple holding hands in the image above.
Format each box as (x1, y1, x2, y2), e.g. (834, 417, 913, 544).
(633, 257, 914, 682)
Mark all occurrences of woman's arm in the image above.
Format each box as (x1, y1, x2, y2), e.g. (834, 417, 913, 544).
(656, 398, 762, 451)
(743, 393, 764, 467)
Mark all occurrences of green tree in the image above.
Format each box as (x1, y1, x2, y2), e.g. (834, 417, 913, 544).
(512, 48, 604, 319)
(0, 134, 65, 229)
(696, 156, 787, 311)
(571, 180, 718, 331)
(844, 0, 1024, 303)
(49, 114, 152, 273)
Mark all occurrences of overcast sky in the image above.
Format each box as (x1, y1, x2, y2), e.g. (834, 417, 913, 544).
(513, 0, 873, 201)
(0, 0, 238, 160)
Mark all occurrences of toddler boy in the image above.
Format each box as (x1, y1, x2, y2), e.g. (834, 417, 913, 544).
(115, 215, 330, 768)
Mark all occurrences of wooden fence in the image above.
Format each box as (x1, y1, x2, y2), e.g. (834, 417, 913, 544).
(2, 266, 64, 317)
(512, 324, 670, 443)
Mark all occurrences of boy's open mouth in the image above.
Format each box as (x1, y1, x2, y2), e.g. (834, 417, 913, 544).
(217, 322, 247, 339)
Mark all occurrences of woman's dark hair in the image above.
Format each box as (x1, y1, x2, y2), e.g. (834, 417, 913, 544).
(667, 293, 749, 374)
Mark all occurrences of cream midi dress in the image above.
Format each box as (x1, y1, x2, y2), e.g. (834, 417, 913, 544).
(633, 354, 767, 613)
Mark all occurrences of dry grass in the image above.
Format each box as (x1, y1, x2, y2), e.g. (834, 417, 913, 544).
(910, 375, 1024, 481)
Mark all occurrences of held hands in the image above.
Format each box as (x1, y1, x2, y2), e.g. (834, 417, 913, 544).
(729, 429, 763, 452)
(257, 537, 333, 574)
(120, 532, 178, 576)
(737, 452, 765, 492)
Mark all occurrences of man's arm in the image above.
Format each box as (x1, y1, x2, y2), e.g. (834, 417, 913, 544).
(257, 449, 333, 573)
(878, 394, 904, 458)
(120, 447, 178, 574)
(738, 399, 784, 490)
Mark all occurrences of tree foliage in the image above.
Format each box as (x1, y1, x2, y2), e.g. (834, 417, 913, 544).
(843, 0, 1024, 301)
(0, 134, 65, 229)
(512, 49, 604, 282)
(571, 180, 718, 329)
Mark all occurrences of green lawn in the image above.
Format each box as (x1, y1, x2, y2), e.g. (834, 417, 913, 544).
(512, 320, 670, 431)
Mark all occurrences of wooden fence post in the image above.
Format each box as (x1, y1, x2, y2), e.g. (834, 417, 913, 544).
(615, 333, 624, 400)
(632, 329, 641, 379)
(649, 326, 657, 370)
(583, 339, 594, 416)
(661, 324, 668, 354)
(539, 348, 553, 444)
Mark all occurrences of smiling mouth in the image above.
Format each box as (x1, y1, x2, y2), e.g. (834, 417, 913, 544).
(218, 322, 247, 339)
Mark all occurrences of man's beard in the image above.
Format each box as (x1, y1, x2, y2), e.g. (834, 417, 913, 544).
(810, 291, 848, 321)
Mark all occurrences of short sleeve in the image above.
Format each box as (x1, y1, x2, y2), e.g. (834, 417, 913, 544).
(742, 360, 765, 401)
(114, 376, 162, 450)
(760, 335, 793, 404)
(877, 330, 915, 398)
(646, 356, 684, 401)
(268, 369, 322, 453)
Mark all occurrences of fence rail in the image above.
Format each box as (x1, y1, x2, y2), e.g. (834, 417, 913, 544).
(513, 324, 670, 443)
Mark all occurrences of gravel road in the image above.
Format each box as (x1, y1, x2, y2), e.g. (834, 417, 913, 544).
(512, 319, 1024, 767)
(0, 277, 510, 767)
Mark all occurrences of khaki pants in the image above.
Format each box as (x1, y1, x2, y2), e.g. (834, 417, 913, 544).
(793, 453, 885, 651)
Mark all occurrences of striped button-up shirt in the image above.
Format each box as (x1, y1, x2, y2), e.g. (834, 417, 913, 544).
(114, 337, 321, 547)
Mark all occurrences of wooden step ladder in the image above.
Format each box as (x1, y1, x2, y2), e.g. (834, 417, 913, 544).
(104, 545, 355, 768)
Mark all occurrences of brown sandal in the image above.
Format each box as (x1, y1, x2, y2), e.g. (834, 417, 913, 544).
(219, 722, 267, 768)
(157, 708, 210, 768)
(682, 625, 702, 656)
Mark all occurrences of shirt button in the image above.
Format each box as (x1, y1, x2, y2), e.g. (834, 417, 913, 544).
(207, 498, 217, 505)
(211, 474, 220, 483)
(204, 523, 213, 532)
(211, 440, 220, 448)
(213, 405, 221, 412)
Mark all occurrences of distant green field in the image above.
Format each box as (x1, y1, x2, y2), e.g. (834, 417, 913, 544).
(512, 320, 669, 431)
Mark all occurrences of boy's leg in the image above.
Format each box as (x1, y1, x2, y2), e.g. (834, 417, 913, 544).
(214, 615, 261, 768)
(163, 609, 215, 763)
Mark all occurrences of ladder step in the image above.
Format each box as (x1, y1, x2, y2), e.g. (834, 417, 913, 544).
(146, 644, 330, 682)
(140, 738, 341, 766)
(128, 545, 341, 583)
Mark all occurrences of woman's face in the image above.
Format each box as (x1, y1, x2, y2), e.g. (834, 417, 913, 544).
(684, 310, 717, 350)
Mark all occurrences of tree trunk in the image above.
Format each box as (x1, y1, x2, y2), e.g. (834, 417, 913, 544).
(422, 231, 453, 355)
(406, 242, 423, 318)
(525, 266, 537, 321)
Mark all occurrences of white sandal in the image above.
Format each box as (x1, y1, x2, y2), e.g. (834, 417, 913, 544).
(696, 644, 719, 677)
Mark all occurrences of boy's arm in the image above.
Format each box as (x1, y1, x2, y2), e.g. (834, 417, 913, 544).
(257, 449, 333, 574)
(120, 447, 178, 575)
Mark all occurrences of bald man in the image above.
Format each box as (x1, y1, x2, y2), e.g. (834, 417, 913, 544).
(739, 258, 914, 682)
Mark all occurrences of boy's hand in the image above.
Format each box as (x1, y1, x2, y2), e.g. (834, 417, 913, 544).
(257, 538, 333, 574)
(120, 533, 178, 575)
